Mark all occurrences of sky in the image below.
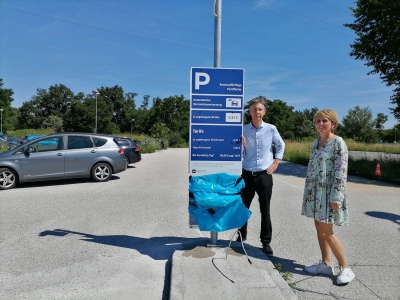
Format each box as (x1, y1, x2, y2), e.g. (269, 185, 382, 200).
(0, 0, 397, 129)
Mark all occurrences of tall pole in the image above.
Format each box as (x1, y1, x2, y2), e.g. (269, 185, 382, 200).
(0, 109, 3, 133)
(214, 0, 222, 69)
(131, 119, 134, 135)
(210, 0, 222, 246)
(93, 90, 99, 133)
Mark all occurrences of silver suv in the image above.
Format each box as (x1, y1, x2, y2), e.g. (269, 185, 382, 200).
(0, 133, 127, 190)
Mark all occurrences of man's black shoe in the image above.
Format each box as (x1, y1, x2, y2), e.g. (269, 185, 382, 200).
(236, 235, 247, 242)
(262, 244, 273, 256)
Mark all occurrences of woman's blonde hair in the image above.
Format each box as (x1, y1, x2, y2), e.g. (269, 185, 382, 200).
(313, 109, 339, 133)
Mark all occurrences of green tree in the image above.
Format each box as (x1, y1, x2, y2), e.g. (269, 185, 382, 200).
(0, 79, 16, 133)
(42, 115, 63, 132)
(344, 0, 400, 120)
(63, 95, 94, 133)
(293, 107, 319, 141)
(97, 85, 126, 130)
(374, 112, 388, 139)
(18, 84, 77, 129)
(148, 95, 190, 142)
(18, 101, 44, 129)
(122, 92, 138, 133)
(150, 122, 170, 139)
(244, 96, 296, 139)
(341, 106, 377, 142)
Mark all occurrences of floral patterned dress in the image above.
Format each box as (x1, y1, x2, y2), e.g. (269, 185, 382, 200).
(302, 136, 349, 226)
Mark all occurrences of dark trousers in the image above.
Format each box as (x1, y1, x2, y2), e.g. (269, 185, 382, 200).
(239, 170, 273, 245)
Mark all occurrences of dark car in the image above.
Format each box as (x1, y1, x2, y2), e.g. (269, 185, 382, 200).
(0, 133, 127, 190)
(114, 137, 141, 165)
(5, 136, 24, 148)
(21, 135, 44, 143)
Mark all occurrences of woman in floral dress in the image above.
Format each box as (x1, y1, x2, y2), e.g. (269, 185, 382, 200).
(302, 109, 355, 284)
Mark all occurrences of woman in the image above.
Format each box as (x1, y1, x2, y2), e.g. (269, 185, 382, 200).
(302, 109, 355, 284)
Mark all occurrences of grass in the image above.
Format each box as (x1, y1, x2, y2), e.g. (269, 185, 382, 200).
(345, 139, 400, 154)
(274, 263, 296, 287)
(284, 140, 400, 183)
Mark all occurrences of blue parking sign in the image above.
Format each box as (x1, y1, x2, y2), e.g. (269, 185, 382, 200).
(189, 67, 244, 175)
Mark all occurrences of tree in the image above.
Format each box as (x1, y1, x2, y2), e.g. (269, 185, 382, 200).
(148, 95, 190, 142)
(341, 106, 377, 142)
(374, 112, 388, 138)
(18, 84, 77, 130)
(344, 0, 400, 120)
(244, 96, 295, 140)
(0, 79, 16, 132)
(18, 101, 44, 129)
(293, 107, 319, 141)
(42, 115, 63, 132)
(150, 122, 170, 139)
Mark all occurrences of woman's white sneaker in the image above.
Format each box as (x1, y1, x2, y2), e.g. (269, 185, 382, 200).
(337, 267, 355, 284)
(304, 261, 334, 275)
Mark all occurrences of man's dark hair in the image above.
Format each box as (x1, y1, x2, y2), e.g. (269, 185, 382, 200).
(249, 97, 267, 109)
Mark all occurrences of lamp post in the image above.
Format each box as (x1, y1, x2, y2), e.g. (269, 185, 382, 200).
(92, 90, 100, 133)
(131, 118, 135, 135)
(0, 108, 3, 133)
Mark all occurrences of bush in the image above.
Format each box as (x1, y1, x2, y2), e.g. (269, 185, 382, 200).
(348, 159, 400, 182)
(139, 140, 159, 153)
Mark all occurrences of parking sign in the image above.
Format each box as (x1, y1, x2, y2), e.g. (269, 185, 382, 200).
(189, 67, 244, 175)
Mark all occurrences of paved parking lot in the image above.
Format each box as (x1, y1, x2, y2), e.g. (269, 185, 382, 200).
(0, 148, 399, 299)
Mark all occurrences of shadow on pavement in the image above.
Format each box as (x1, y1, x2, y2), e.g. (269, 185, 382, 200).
(15, 176, 121, 189)
(38, 229, 270, 300)
(365, 211, 400, 228)
(267, 255, 305, 276)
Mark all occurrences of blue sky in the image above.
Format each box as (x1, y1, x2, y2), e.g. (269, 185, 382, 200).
(0, 0, 397, 128)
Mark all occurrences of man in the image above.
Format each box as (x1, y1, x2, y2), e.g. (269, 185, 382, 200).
(238, 98, 285, 256)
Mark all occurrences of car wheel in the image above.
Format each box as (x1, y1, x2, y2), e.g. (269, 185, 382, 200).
(124, 155, 130, 165)
(91, 163, 112, 182)
(0, 168, 17, 190)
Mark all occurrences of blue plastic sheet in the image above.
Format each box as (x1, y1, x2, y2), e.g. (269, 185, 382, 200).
(188, 173, 251, 232)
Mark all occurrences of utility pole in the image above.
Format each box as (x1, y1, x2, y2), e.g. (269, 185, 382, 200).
(210, 0, 222, 246)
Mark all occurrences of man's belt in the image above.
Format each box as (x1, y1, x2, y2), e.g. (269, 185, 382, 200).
(243, 169, 266, 176)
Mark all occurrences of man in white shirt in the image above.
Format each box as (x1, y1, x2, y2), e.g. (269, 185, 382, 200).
(238, 98, 285, 256)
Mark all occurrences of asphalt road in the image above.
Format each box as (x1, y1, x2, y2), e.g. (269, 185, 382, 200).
(0, 148, 399, 300)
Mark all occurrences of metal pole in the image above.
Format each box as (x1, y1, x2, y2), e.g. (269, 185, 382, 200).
(95, 94, 98, 133)
(214, 0, 222, 69)
(93, 90, 99, 133)
(210, 0, 222, 246)
(0, 109, 3, 133)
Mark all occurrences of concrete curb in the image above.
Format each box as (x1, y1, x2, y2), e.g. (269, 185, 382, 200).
(170, 240, 297, 300)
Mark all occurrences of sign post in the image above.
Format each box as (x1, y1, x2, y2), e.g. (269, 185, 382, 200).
(189, 67, 244, 176)
(189, 67, 244, 245)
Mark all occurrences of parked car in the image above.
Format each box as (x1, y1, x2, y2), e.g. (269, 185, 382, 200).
(114, 137, 141, 164)
(0, 137, 6, 148)
(4, 136, 24, 148)
(21, 135, 44, 143)
(0, 133, 127, 190)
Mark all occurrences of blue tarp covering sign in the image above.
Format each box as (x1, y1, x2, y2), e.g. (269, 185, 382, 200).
(188, 173, 251, 232)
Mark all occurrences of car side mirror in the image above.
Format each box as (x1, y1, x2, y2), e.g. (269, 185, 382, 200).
(24, 147, 33, 154)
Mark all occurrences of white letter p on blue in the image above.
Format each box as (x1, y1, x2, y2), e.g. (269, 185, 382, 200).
(195, 72, 210, 90)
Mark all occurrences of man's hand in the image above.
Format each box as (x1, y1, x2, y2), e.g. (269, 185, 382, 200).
(266, 159, 280, 174)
